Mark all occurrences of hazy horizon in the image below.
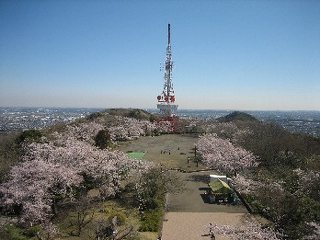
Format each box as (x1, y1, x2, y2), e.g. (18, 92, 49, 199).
(1, 0, 319, 110)
(1, 105, 320, 112)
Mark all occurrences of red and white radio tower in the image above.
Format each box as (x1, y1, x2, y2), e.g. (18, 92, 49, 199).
(156, 24, 178, 117)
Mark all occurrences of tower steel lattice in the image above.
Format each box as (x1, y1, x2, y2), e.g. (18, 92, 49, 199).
(157, 24, 178, 117)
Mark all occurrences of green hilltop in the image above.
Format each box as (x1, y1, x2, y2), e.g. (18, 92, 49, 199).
(87, 108, 156, 122)
(217, 111, 258, 122)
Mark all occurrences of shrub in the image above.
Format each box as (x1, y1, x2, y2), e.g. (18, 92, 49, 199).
(107, 210, 127, 225)
(23, 225, 41, 237)
(16, 129, 42, 144)
(0, 132, 20, 182)
(0, 225, 28, 240)
(86, 112, 103, 120)
(139, 209, 163, 232)
(94, 129, 111, 149)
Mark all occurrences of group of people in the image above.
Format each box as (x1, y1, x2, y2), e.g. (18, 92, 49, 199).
(160, 149, 171, 155)
(160, 146, 181, 155)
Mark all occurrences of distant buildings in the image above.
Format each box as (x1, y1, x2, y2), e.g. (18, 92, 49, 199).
(0, 107, 101, 132)
(1, 107, 319, 138)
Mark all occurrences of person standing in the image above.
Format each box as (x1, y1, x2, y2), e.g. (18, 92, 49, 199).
(208, 223, 215, 240)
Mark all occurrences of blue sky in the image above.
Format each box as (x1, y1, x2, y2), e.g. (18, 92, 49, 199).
(0, 0, 319, 110)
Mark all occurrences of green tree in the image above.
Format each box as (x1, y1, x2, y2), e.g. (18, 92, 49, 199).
(94, 130, 111, 149)
(16, 129, 42, 144)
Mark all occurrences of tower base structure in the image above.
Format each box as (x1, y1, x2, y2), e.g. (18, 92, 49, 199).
(157, 103, 178, 117)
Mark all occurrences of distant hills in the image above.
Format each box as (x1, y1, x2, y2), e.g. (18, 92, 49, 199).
(217, 111, 259, 122)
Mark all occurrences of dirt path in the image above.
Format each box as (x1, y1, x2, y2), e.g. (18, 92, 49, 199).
(161, 212, 246, 240)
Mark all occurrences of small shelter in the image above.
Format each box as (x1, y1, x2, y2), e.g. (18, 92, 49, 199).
(209, 174, 231, 183)
(207, 178, 234, 203)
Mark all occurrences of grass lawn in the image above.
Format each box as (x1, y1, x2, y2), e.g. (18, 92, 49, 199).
(127, 151, 145, 160)
(118, 134, 203, 170)
(139, 232, 158, 240)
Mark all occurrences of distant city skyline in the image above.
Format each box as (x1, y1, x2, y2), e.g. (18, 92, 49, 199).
(1, 0, 319, 110)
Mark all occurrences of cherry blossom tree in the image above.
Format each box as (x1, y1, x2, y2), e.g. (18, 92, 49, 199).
(304, 222, 320, 240)
(0, 158, 82, 225)
(230, 175, 263, 195)
(293, 168, 320, 199)
(196, 134, 258, 174)
(230, 174, 284, 198)
(190, 121, 252, 143)
(59, 115, 173, 142)
(0, 113, 171, 227)
(206, 122, 239, 137)
(209, 219, 281, 240)
(0, 133, 149, 226)
(107, 117, 173, 141)
(64, 121, 104, 144)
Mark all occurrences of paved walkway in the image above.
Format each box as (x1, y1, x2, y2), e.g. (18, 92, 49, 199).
(166, 171, 247, 213)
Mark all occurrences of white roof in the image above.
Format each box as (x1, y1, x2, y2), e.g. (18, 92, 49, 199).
(210, 174, 231, 181)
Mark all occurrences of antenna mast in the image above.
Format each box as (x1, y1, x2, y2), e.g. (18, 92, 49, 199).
(156, 23, 178, 117)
